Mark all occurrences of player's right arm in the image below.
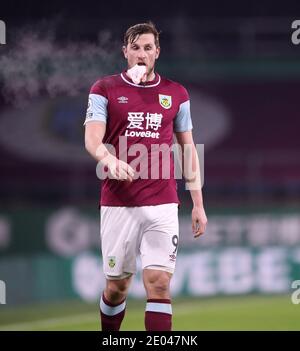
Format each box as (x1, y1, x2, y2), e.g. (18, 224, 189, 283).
(85, 121, 134, 182)
(84, 78, 134, 182)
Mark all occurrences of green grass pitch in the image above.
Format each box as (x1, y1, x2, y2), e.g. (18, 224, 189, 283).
(0, 295, 299, 331)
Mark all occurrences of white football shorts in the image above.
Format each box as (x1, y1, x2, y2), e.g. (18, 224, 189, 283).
(100, 203, 179, 280)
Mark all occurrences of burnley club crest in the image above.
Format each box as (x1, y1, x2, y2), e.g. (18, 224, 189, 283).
(159, 94, 172, 109)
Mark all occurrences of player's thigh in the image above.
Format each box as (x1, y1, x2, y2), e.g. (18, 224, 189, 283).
(100, 206, 141, 277)
(140, 203, 179, 273)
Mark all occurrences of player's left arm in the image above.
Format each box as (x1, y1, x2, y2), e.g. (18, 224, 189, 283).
(175, 131, 208, 238)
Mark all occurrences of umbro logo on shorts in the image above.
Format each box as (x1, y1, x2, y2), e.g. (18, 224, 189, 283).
(169, 254, 176, 262)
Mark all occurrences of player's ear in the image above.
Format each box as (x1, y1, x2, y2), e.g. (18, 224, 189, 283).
(122, 46, 128, 59)
(155, 46, 160, 59)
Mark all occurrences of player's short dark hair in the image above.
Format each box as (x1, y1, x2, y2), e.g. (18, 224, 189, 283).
(124, 22, 160, 47)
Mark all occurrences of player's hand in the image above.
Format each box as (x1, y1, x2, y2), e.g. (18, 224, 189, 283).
(107, 157, 135, 182)
(192, 206, 207, 238)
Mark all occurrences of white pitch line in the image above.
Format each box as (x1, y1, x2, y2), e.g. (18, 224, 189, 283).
(0, 312, 98, 331)
(0, 301, 241, 331)
(0, 305, 197, 331)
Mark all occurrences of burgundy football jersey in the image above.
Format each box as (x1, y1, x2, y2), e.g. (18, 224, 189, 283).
(84, 70, 193, 206)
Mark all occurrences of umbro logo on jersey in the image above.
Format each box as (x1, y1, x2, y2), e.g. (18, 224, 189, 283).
(117, 96, 128, 103)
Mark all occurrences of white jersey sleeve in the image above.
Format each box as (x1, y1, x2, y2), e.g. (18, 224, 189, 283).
(84, 93, 108, 125)
(173, 100, 193, 132)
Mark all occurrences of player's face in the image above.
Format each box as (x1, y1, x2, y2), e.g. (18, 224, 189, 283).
(123, 33, 160, 78)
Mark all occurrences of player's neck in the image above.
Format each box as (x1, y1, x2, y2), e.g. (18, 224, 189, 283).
(146, 70, 156, 82)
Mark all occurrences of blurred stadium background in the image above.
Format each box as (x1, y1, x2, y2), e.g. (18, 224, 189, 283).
(1, 0, 300, 330)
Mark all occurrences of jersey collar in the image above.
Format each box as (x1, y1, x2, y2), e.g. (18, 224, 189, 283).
(121, 69, 161, 88)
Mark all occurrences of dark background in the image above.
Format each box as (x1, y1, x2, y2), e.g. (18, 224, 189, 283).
(1, 0, 300, 209)
(0, 0, 300, 314)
